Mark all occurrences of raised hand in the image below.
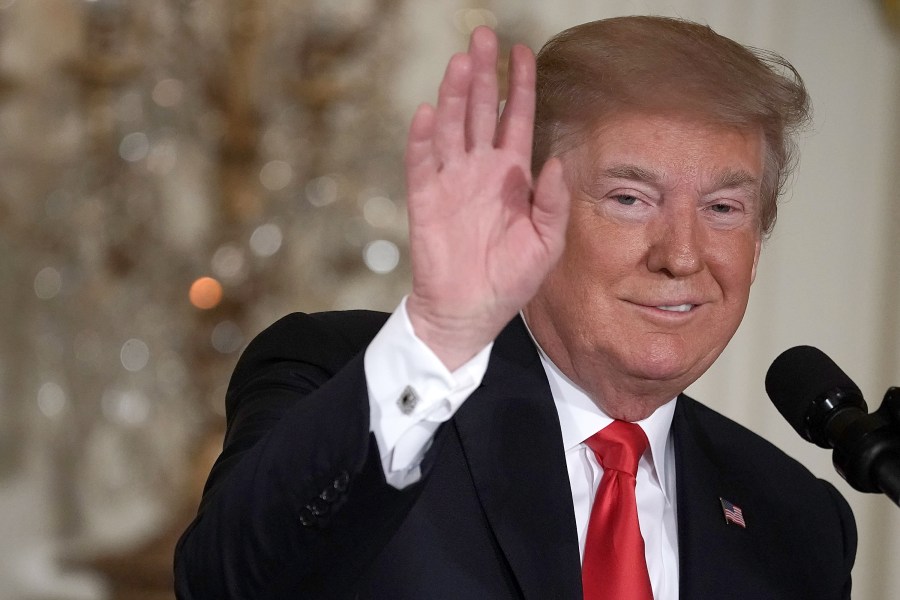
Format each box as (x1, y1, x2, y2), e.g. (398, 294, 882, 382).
(404, 26, 570, 371)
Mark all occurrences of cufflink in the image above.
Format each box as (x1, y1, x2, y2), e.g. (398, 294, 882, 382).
(397, 385, 419, 415)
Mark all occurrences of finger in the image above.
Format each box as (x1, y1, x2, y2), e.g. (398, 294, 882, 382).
(405, 103, 438, 189)
(465, 26, 500, 150)
(496, 44, 536, 155)
(531, 157, 571, 257)
(434, 52, 473, 161)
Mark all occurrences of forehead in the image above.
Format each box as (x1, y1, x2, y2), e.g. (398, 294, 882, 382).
(563, 111, 766, 188)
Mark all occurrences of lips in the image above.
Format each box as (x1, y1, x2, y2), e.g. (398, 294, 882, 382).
(656, 304, 694, 312)
(625, 299, 703, 314)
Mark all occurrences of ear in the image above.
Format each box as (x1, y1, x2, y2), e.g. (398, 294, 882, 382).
(750, 238, 762, 284)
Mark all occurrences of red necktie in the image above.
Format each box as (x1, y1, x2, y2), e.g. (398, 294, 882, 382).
(582, 420, 653, 600)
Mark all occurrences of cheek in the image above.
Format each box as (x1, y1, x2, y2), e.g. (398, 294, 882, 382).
(564, 208, 643, 276)
(707, 234, 760, 294)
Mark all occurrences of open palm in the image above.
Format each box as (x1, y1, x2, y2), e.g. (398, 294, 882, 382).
(404, 27, 570, 371)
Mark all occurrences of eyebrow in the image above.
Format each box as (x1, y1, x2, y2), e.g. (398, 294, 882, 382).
(710, 168, 759, 192)
(602, 164, 663, 184)
(601, 164, 759, 194)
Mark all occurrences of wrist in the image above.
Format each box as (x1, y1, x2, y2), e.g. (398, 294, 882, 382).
(405, 294, 498, 371)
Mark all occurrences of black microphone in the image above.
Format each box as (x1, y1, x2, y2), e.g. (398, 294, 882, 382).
(766, 345, 900, 506)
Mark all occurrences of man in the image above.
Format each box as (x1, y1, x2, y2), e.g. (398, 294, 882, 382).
(175, 16, 856, 599)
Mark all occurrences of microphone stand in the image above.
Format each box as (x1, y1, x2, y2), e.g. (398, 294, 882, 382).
(831, 387, 900, 507)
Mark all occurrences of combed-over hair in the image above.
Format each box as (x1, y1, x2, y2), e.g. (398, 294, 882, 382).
(533, 16, 810, 235)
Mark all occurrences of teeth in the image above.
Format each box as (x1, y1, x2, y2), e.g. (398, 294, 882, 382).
(657, 304, 693, 312)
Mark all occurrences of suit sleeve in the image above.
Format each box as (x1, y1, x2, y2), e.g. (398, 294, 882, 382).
(365, 298, 492, 488)
(821, 479, 857, 600)
(173, 311, 428, 599)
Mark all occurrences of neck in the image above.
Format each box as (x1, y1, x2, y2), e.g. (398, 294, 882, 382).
(520, 308, 678, 422)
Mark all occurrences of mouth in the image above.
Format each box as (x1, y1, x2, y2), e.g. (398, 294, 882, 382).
(624, 299, 703, 320)
(655, 304, 695, 313)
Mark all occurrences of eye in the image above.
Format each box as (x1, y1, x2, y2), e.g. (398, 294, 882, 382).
(613, 194, 639, 206)
(600, 189, 655, 222)
(702, 198, 753, 230)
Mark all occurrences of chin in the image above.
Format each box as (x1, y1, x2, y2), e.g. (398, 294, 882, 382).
(623, 341, 715, 389)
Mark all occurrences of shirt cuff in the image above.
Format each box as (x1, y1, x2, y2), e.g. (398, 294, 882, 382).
(364, 297, 492, 486)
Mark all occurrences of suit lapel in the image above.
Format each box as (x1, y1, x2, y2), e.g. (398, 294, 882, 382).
(452, 316, 582, 600)
(673, 397, 771, 599)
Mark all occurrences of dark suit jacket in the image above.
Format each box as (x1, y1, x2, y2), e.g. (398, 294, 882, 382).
(174, 310, 856, 599)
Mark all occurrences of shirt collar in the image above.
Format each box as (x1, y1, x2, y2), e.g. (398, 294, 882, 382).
(520, 313, 677, 499)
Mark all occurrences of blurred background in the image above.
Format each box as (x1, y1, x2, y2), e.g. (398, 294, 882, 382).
(0, 0, 897, 598)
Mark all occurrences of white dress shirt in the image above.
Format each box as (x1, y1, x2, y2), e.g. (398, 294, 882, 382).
(364, 298, 680, 599)
(530, 329, 679, 600)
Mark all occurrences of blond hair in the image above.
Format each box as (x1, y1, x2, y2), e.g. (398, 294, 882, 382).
(533, 16, 810, 235)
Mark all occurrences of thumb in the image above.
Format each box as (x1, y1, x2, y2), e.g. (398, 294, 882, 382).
(531, 157, 570, 258)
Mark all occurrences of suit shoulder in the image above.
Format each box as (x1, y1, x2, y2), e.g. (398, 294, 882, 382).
(227, 310, 389, 393)
(676, 395, 833, 490)
(243, 309, 388, 361)
(676, 395, 856, 596)
(255, 309, 389, 351)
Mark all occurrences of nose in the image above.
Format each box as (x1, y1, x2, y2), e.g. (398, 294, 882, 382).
(646, 203, 704, 277)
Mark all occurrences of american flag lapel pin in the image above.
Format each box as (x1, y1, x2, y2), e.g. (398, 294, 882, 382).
(719, 497, 747, 528)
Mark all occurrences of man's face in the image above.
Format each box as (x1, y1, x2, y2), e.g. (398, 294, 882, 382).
(524, 111, 764, 419)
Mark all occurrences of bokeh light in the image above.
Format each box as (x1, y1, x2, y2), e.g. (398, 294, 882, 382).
(211, 244, 247, 282)
(363, 195, 397, 228)
(34, 266, 62, 300)
(249, 223, 283, 257)
(259, 160, 293, 191)
(119, 132, 150, 162)
(453, 8, 498, 32)
(189, 276, 223, 309)
(120, 338, 150, 372)
(101, 388, 150, 427)
(363, 239, 400, 274)
(305, 175, 338, 207)
(37, 382, 66, 418)
(211, 321, 244, 354)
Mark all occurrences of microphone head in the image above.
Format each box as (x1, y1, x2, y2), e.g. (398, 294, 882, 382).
(765, 345, 864, 446)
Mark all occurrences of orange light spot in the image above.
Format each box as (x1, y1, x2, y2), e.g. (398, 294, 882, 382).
(189, 277, 223, 309)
